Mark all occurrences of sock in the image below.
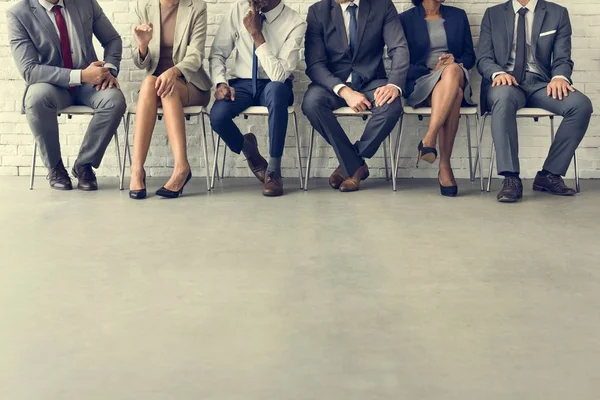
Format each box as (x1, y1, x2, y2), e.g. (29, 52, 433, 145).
(267, 157, 281, 175)
(241, 137, 254, 157)
(500, 171, 520, 179)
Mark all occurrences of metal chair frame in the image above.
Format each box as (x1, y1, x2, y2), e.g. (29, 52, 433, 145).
(29, 106, 122, 190)
(210, 106, 303, 189)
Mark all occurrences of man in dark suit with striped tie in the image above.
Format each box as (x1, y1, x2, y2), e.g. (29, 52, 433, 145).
(302, 0, 409, 192)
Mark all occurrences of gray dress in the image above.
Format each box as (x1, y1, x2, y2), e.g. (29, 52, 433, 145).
(407, 19, 474, 108)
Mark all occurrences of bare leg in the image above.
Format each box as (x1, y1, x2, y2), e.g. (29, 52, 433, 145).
(421, 64, 465, 148)
(438, 88, 463, 186)
(161, 80, 191, 191)
(130, 76, 159, 190)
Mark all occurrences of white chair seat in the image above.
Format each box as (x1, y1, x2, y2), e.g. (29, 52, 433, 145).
(516, 108, 557, 117)
(127, 104, 206, 115)
(241, 106, 295, 115)
(58, 105, 95, 115)
(403, 106, 479, 116)
(332, 107, 372, 116)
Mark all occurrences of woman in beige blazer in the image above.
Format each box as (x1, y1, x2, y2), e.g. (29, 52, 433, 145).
(129, 0, 212, 199)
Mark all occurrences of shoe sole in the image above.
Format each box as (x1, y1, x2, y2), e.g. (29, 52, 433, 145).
(420, 153, 437, 164)
(263, 191, 283, 197)
(532, 184, 576, 196)
(497, 195, 522, 203)
(77, 185, 98, 191)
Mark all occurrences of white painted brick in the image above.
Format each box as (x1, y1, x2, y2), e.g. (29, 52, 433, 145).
(0, 0, 599, 179)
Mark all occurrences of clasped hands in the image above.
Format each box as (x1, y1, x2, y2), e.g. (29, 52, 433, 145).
(339, 85, 400, 113)
(82, 61, 119, 91)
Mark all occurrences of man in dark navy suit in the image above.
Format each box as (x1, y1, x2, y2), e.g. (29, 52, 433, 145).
(302, 0, 409, 192)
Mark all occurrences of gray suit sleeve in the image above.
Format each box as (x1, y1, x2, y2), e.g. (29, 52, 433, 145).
(304, 6, 346, 91)
(7, 10, 71, 88)
(476, 9, 505, 80)
(383, 0, 408, 91)
(551, 7, 574, 81)
(91, 0, 122, 73)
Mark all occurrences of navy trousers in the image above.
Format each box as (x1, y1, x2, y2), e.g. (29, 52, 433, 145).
(210, 79, 294, 157)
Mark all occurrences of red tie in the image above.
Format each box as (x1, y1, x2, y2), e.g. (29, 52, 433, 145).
(51, 5, 73, 69)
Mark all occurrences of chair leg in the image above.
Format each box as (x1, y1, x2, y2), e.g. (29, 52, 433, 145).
(474, 114, 487, 191)
(304, 127, 315, 191)
(387, 135, 394, 187)
(211, 136, 221, 189)
(487, 142, 495, 193)
(208, 123, 220, 180)
(292, 111, 303, 189)
(201, 112, 211, 192)
(383, 137, 390, 181)
(574, 151, 580, 193)
(221, 145, 227, 179)
(393, 115, 404, 192)
(120, 113, 130, 191)
(114, 130, 122, 190)
(466, 115, 474, 182)
(30, 142, 37, 190)
(550, 116, 555, 142)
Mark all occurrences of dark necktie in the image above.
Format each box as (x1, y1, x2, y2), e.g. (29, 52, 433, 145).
(347, 3, 360, 90)
(511, 8, 528, 84)
(51, 5, 74, 70)
(251, 13, 267, 97)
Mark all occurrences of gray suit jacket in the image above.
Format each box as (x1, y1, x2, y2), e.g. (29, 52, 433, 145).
(304, 0, 409, 92)
(7, 0, 122, 93)
(476, 0, 574, 111)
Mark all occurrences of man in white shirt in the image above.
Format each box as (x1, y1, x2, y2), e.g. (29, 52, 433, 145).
(477, 0, 593, 203)
(7, 0, 125, 191)
(209, 0, 306, 197)
(302, 0, 409, 192)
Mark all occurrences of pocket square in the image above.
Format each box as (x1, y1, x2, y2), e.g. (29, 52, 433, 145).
(540, 30, 557, 37)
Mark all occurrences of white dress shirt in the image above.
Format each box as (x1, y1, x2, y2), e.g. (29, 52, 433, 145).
(209, 0, 307, 87)
(493, 0, 567, 82)
(332, 0, 401, 97)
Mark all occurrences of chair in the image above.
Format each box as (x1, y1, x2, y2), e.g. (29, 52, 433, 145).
(210, 106, 303, 189)
(303, 107, 396, 191)
(474, 108, 580, 193)
(29, 105, 122, 190)
(121, 105, 212, 192)
(393, 105, 481, 192)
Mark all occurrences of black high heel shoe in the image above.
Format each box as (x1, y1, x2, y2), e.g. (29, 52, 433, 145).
(416, 140, 438, 167)
(155, 171, 192, 199)
(129, 170, 147, 200)
(438, 171, 458, 197)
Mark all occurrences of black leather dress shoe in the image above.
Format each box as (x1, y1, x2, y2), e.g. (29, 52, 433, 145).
(497, 176, 523, 203)
(47, 159, 72, 190)
(72, 164, 98, 191)
(533, 172, 577, 196)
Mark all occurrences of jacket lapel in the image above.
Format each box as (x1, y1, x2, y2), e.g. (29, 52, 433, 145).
(63, 0, 88, 62)
(30, 0, 61, 50)
(148, 0, 161, 57)
(331, 2, 350, 55)
(531, 0, 547, 54)
(353, 0, 370, 61)
(173, 0, 192, 55)
(504, 1, 515, 66)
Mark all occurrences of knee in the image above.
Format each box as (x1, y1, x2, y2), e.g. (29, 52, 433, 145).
(209, 102, 231, 129)
(139, 75, 158, 96)
(24, 83, 59, 112)
(376, 96, 403, 118)
(489, 87, 519, 110)
(98, 89, 126, 116)
(302, 89, 329, 118)
(573, 94, 593, 117)
(441, 63, 463, 82)
(264, 81, 291, 105)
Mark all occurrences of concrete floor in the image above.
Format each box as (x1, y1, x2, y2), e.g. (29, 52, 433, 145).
(1, 176, 600, 400)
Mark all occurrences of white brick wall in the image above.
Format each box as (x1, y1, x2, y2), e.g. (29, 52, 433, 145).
(0, 0, 598, 179)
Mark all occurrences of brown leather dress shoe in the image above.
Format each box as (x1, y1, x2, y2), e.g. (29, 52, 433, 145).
(263, 172, 284, 197)
(339, 163, 369, 192)
(47, 159, 72, 190)
(329, 165, 345, 189)
(243, 133, 268, 183)
(72, 163, 98, 191)
(533, 172, 577, 196)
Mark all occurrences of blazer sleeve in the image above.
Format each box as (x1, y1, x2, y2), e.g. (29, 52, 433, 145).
(304, 6, 346, 91)
(476, 8, 505, 80)
(7, 10, 71, 88)
(132, 0, 152, 70)
(551, 7, 574, 81)
(384, 1, 409, 91)
(91, 0, 122, 73)
(399, 12, 430, 81)
(454, 10, 475, 70)
(175, 3, 209, 83)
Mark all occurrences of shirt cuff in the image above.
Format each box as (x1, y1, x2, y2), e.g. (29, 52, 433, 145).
(552, 75, 571, 83)
(69, 70, 82, 87)
(334, 84, 347, 97)
(492, 71, 507, 80)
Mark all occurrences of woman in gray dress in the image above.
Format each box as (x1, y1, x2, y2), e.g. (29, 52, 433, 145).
(400, 0, 475, 196)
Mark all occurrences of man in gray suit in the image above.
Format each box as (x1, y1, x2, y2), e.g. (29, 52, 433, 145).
(7, 0, 126, 191)
(302, 0, 408, 192)
(477, 0, 593, 203)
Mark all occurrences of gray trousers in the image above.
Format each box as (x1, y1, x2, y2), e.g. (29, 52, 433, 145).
(487, 72, 593, 176)
(302, 79, 403, 176)
(24, 83, 127, 169)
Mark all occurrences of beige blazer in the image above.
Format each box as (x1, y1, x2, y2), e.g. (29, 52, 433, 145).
(132, 0, 212, 91)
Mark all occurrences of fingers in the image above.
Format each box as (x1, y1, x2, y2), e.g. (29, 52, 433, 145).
(155, 76, 164, 96)
(230, 87, 236, 101)
(562, 84, 569, 99)
(362, 96, 372, 110)
(547, 83, 552, 97)
(373, 87, 383, 106)
(567, 84, 576, 93)
(510, 75, 519, 87)
(101, 78, 109, 91)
